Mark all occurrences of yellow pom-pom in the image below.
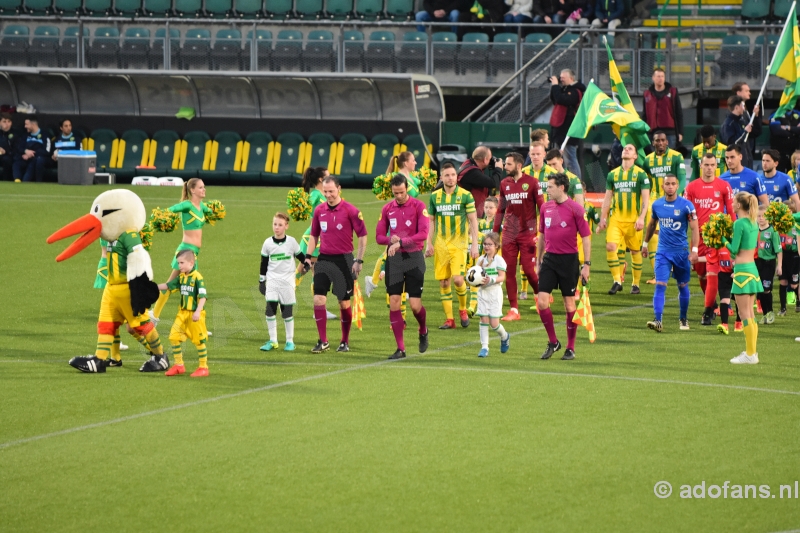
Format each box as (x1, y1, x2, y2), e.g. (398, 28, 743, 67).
(764, 201, 793, 234)
(415, 168, 439, 194)
(150, 208, 180, 233)
(287, 188, 312, 221)
(701, 213, 733, 249)
(139, 222, 154, 250)
(372, 173, 394, 201)
(204, 200, 226, 226)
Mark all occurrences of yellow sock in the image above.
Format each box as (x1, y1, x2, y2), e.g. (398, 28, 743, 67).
(152, 291, 170, 319)
(648, 234, 658, 271)
(469, 285, 479, 311)
(131, 330, 149, 349)
(440, 287, 453, 320)
(606, 250, 621, 283)
(295, 271, 303, 287)
(145, 328, 163, 355)
(372, 256, 384, 285)
(520, 271, 528, 293)
(197, 341, 208, 368)
(172, 343, 184, 366)
(455, 282, 468, 311)
(631, 251, 643, 286)
(95, 333, 114, 360)
(743, 318, 758, 355)
(111, 334, 122, 361)
(400, 293, 407, 320)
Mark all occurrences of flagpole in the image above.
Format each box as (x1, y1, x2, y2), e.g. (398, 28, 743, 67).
(746, 0, 796, 142)
(559, 79, 594, 152)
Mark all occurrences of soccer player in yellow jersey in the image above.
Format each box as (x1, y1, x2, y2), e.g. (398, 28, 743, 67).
(426, 162, 479, 329)
(643, 131, 687, 279)
(690, 125, 727, 181)
(597, 143, 651, 295)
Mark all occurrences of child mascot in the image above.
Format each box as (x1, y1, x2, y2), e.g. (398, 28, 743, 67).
(47, 189, 167, 373)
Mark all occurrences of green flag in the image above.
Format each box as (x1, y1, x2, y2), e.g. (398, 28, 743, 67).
(604, 38, 650, 163)
(769, 2, 800, 118)
(567, 81, 650, 139)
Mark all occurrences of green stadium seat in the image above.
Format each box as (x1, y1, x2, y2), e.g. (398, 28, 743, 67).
(235, 0, 263, 17)
(199, 131, 243, 183)
(86, 129, 119, 172)
(397, 31, 426, 73)
(384, 0, 411, 19)
(431, 31, 457, 67)
(29, 26, 59, 67)
(212, 29, 242, 70)
(144, 0, 172, 15)
(175, 0, 202, 16)
(264, 132, 305, 186)
(401, 134, 433, 168)
(138, 129, 181, 176)
(242, 29, 272, 70)
(114, 0, 140, 15)
(489, 33, 517, 77)
(88, 27, 120, 69)
(335, 133, 369, 185)
(232, 131, 273, 183)
(364, 133, 400, 187)
(456, 32, 489, 76)
(83, 0, 111, 16)
(180, 28, 211, 69)
(24, 0, 51, 15)
(265, 0, 292, 16)
(0, 25, 29, 65)
(151, 27, 180, 68)
(57, 26, 88, 68)
(355, 0, 381, 19)
(53, 0, 79, 14)
(343, 29, 364, 71)
(741, 0, 770, 20)
(113, 129, 150, 181)
(326, 0, 352, 18)
(0, 0, 22, 14)
(206, 0, 232, 17)
(364, 30, 395, 72)
(295, 0, 322, 17)
(774, 0, 794, 19)
(173, 131, 212, 179)
(120, 28, 150, 69)
(302, 132, 338, 185)
(302, 29, 335, 72)
(272, 29, 303, 71)
(719, 34, 750, 80)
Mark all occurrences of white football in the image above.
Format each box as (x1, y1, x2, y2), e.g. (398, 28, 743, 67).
(466, 265, 486, 287)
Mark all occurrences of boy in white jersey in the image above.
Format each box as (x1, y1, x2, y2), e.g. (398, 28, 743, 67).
(475, 232, 511, 357)
(259, 212, 307, 351)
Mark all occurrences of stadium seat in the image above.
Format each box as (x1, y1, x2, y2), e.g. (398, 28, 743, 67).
(335, 133, 369, 184)
(384, 0, 411, 19)
(0, 0, 22, 15)
(301, 132, 338, 185)
(151, 27, 180, 68)
(83, 0, 112, 16)
(235, 0, 263, 17)
(85, 129, 119, 172)
(57, 26, 87, 68)
(242, 29, 272, 70)
(431, 31, 457, 72)
(53, 0, 80, 15)
(557, 32, 580, 45)
(232, 131, 273, 183)
(295, 0, 322, 17)
(206, 0, 232, 16)
(114, 0, 140, 15)
(180, 28, 211, 69)
(718, 35, 750, 80)
(355, 0, 381, 19)
(364, 30, 395, 72)
(28, 26, 59, 67)
(326, 0, 352, 18)
(396, 31, 426, 73)
(264, 132, 305, 185)
(113, 129, 150, 181)
(343, 30, 364, 71)
(0, 25, 29, 67)
(173, 131, 212, 179)
(364, 133, 401, 186)
(272, 29, 303, 71)
(120, 27, 150, 69)
(211, 29, 242, 70)
(138, 129, 181, 176)
(741, 0, 770, 21)
(175, 0, 203, 15)
(401, 134, 432, 168)
(455, 32, 489, 76)
(302, 29, 335, 72)
(522, 32, 551, 63)
(488, 32, 517, 77)
(199, 131, 243, 183)
(88, 27, 120, 69)
(143, 0, 172, 16)
(24, 0, 51, 15)
(265, 0, 292, 17)
(773, 0, 793, 19)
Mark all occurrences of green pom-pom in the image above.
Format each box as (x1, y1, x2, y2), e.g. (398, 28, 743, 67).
(204, 200, 226, 225)
(139, 222, 154, 250)
(701, 213, 733, 249)
(415, 168, 438, 194)
(150, 208, 180, 233)
(287, 188, 312, 221)
(372, 173, 394, 201)
(765, 201, 793, 234)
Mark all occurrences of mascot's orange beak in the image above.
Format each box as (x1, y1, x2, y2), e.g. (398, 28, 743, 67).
(47, 213, 103, 262)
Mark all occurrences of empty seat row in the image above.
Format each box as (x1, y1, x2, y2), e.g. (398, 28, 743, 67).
(741, 0, 796, 20)
(0, 0, 414, 19)
(717, 34, 781, 79)
(83, 129, 433, 186)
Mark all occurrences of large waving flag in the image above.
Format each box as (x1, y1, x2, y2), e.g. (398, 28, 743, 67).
(605, 37, 651, 164)
(572, 285, 596, 343)
(769, 2, 800, 118)
(567, 81, 650, 140)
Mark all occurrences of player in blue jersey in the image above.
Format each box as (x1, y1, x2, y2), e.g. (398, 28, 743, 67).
(642, 174, 700, 332)
(760, 149, 800, 211)
(720, 145, 769, 206)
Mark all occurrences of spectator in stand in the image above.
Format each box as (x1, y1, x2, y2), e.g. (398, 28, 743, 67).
(565, 0, 594, 25)
(0, 112, 20, 181)
(720, 95, 756, 170)
(733, 82, 762, 168)
(769, 108, 800, 173)
(549, 68, 585, 179)
(50, 118, 84, 166)
(590, 0, 624, 33)
(504, 0, 533, 24)
(533, 0, 567, 24)
(13, 115, 50, 183)
(642, 68, 683, 150)
(416, 0, 466, 32)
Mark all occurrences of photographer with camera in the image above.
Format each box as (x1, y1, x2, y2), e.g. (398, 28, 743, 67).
(453, 145, 503, 219)
(549, 69, 585, 180)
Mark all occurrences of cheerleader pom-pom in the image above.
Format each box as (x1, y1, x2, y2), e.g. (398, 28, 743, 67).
(765, 201, 793, 234)
(204, 200, 226, 225)
(150, 208, 180, 233)
(701, 213, 733, 249)
(287, 188, 312, 221)
(416, 167, 439, 194)
(139, 222, 154, 251)
(372, 173, 393, 201)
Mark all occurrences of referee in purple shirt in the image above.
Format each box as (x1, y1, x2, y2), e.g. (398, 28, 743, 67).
(536, 172, 592, 361)
(304, 176, 368, 354)
(376, 174, 431, 359)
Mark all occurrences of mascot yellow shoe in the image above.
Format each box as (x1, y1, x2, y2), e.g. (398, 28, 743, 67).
(47, 189, 168, 374)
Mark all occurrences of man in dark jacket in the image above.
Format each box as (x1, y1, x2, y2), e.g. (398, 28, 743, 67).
(13, 115, 51, 182)
(733, 82, 762, 167)
(720, 95, 755, 169)
(0, 112, 21, 181)
(456, 146, 503, 219)
(642, 67, 683, 150)
(590, 0, 624, 32)
(769, 108, 800, 172)
(549, 69, 585, 178)
(416, 0, 467, 32)
(533, 0, 568, 23)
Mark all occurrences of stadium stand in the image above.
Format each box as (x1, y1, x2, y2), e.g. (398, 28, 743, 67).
(302, 29, 335, 71)
(272, 29, 303, 71)
(241, 29, 272, 69)
(489, 32, 518, 77)
(180, 28, 212, 69)
(355, 0, 382, 19)
(234, 131, 273, 184)
(88, 27, 121, 68)
(303, 132, 340, 183)
(396, 31, 426, 73)
(364, 133, 401, 186)
(265, 132, 305, 185)
(28, 25, 59, 67)
(455, 32, 489, 76)
(364, 30, 395, 72)
(139, 129, 181, 176)
(401, 134, 433, 169)
(335, 132, 370, 184)
(85, 129, 119, 172)
(211, 28, 243, 70)
(174, 130, 212, 178)
(0, 25, 29, 66)
(120, 27, 150, 69)
(199, 131, 243, 182)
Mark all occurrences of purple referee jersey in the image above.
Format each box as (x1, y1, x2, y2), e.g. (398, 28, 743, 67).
(538, 199, 591, 255)
(375, 196, 429, 253)
(310, 200, 368, 255)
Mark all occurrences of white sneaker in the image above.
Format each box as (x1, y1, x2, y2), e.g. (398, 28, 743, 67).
(730, 352, 759, 364)
(207, 331, 212, 337)
(365, 277, 377, 298)
(119, 343, 129, 351)
(148, 309, 160, 327)
(795, 337, 800, 342)
(326, 310, 337, 320)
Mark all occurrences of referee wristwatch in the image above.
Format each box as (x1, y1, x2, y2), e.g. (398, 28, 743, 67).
(583, 261, 591, 266)
(354, 259, 364, 264)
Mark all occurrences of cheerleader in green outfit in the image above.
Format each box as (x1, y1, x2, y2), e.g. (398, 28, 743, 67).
(725, 192, 763, 364)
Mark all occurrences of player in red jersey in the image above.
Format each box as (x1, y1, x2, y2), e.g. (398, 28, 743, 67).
(684, 152, 734, 325)
(494, 151, 545, 320)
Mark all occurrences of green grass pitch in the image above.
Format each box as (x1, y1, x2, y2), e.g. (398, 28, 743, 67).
(1, 182, 800, 533)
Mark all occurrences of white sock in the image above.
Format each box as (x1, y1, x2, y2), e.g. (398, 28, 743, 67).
(493, 324, 508, 340)
(266, 315, 277, 343)
(479, 322, 489, 349)
(284, 316, 294, 343)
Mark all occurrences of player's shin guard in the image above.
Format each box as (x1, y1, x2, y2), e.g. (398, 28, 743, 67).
(520, 271, 529, 293)
(479, 322, 490, 349)
(340, 307, 352, 344)
(760, 290, 773, 314)
(538, 307, 558, 344)
(653, 283, 666, 321)
(566, 311, 577, 350)
(390, 309, 405, 351)
(607, 250, 621, 283)
(172, 343, 184, 365)
(630, 252, 643, 286)
(704, 275, 718, 310)
(314, 305, 328, 343)
(678, 283, 690, 321)
(144, 328, 163, 355)
(440, 287, 454, 319)
(196, 340, 208, 368)
(455, 282, 468, 311)
(95, 334, 114, 360)
(413, 306, 427, 333)
(743, 318, 758, 356)
(720, 302, 730, 325)
(152, 291, 170, 319)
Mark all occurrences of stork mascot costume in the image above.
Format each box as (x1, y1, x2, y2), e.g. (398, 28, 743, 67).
(47, 189, 169, 373)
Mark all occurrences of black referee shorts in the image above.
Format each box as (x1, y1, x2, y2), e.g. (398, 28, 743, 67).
(313, 253, 355, 301)
(385, 250, 426, 298)
(779, 250, 800, 283)
(539, 252, 580, 297)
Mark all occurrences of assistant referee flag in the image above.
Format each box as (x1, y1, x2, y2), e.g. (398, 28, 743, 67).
(768, 2, 800, 118)
(567, 82, 650, 140)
